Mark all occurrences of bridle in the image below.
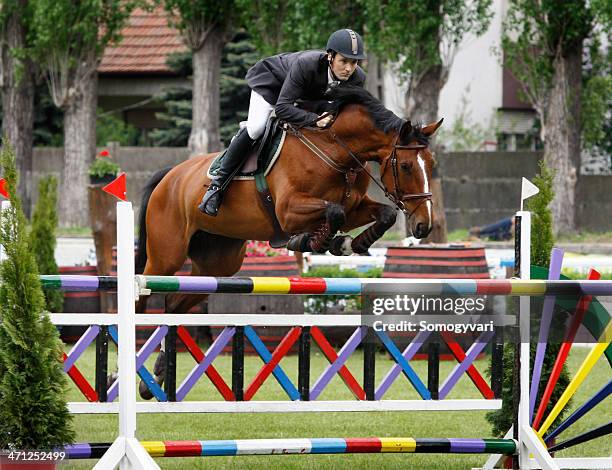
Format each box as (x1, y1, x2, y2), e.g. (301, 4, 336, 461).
(286, 120, 432, 218)
(380, 133, 433, 217)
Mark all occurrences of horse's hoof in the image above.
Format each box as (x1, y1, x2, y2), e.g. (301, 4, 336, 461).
(138, 374, 165, 400)
(106, 371, 119, 390)
(329, 235, 353, 256)
(287, 233, 311, 252)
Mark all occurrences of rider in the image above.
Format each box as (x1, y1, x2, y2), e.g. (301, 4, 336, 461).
(198, 28, 367, 216)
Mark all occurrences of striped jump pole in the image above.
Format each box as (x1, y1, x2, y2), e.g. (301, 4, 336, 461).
(63, 437, 517, 459)
(38, 274, 612, 296)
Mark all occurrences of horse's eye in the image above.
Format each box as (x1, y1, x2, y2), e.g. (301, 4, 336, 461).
(400, 162, 412, 173)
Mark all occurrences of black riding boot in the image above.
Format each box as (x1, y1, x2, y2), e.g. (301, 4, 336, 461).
(198, 127, 255, 216)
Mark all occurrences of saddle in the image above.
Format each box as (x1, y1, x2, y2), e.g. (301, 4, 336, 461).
(207, 117, 290, 248)
(207, 117, 285, 180)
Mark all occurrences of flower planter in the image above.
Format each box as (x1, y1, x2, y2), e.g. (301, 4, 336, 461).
(89, 174, 116, 185)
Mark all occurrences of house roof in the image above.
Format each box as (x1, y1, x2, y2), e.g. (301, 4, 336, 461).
(98, 7, 187, 74)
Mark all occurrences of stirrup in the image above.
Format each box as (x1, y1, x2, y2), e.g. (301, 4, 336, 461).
(198, 184, 223, 216)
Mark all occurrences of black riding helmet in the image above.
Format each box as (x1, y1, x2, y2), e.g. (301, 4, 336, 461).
(326, 29, 366, 60)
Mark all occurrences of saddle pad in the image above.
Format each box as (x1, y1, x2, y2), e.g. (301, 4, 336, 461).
(207, 130, 286, 181)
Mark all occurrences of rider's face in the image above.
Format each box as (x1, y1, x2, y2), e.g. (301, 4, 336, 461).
(328, 53, 358, 81)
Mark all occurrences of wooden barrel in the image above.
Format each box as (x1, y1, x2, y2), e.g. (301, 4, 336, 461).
(382, 244, 491, 359)
(58, 265, 101, 343)
(208, 255, 303, 354)
(383, 245, 490, 279)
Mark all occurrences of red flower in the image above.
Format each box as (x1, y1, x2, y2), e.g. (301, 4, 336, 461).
(99, 150, 110, 157)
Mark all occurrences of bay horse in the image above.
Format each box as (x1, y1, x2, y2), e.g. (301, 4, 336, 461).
(135, 86, 442, 397)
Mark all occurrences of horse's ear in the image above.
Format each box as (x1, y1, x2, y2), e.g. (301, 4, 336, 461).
(399, 120, 413, 140)
(422, 118, 444, 136)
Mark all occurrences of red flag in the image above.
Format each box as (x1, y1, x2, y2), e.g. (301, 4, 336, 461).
(0, 178, 8, 199)
(102, 173, 127, 201)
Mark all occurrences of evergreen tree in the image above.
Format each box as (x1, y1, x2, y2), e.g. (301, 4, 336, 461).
(528, 162, 555, 268)
(0, 141, 74, 449)
(150, 33, 258, 148)
(30, 175, 63, 312)
(219, 31, 259, 144)
(149, 85, 192, 147)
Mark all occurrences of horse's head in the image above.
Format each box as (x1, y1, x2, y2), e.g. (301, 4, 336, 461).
(380, 119, 443, 239)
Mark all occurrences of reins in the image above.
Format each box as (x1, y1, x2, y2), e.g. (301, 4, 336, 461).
(285, 118, 432, 217)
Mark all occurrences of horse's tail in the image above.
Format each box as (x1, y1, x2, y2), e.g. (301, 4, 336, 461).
(135, 167, 173, 274)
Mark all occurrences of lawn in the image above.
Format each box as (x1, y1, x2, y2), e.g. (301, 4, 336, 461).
(61, 342, 611, 469)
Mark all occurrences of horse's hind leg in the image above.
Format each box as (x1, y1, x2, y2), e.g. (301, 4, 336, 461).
(140, 231, 246, 399)
(166, 231, 246, 316)
(136, 219, 191, 399)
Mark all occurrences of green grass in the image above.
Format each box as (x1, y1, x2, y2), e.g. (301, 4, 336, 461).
(61, 343, 611, 469)
(447, 229, 469, 242)
(448, 229, 612, 244)
(557, 231, 612, 243)
(55, 226, 93, 237)
(562, 268, 612, 280)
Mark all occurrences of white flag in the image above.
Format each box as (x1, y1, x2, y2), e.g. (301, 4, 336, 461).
(521, 177, 539, 210)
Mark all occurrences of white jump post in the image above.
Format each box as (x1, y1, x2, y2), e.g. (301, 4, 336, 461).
(516, 210, 557, 469)
(517, 179, 558, 470)
(93, 201, 159, 470)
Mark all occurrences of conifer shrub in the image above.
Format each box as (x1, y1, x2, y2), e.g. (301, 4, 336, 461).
(0, 142, 74, 449)
(30, 175, 63, 312)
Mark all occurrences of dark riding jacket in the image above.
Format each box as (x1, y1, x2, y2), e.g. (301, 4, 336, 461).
(246, 50, 366, 127)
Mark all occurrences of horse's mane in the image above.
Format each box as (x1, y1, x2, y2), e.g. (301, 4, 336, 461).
(326, 84, 405, 133)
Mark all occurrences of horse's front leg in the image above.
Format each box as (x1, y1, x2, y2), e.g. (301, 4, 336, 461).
(339, 197, 397, 255)
(285, 201, 346, 253)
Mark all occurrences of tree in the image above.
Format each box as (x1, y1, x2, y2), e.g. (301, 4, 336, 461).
(239, 0, 359, 55)
(151, 34, 259, 147)
(163, 0, 238, 155)
(219, 32, 259, 144)
(30, 175, 63, 313)
(31, 0, 136, 227)
(0, 141, 74, 449)
(501, 0, 610, 234)
(361, 0, 493, 242)
(149, 51, 195, 147)
(0, 0, 36, 218)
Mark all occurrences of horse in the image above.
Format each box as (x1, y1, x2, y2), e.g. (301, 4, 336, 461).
(135, 86, 442, 397)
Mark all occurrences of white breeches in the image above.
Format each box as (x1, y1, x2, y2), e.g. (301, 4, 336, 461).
(245, 90, 274, 140)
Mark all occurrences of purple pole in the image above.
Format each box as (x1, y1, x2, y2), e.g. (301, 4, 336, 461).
(529, 247, 564, 421)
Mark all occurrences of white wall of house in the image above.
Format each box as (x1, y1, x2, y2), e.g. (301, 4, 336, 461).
(382, 0, 505, 131)
(438, 0, 504, 130)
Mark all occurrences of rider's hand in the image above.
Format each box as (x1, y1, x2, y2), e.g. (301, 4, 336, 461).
(316, 113, 333, 128)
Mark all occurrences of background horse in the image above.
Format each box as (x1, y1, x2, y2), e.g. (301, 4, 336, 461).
(135, 87, 442, 396)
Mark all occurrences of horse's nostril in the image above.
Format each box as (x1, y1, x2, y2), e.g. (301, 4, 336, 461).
(415, 223, 430, 238)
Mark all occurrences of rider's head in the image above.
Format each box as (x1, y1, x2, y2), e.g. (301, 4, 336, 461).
(326, 29, 365, 81)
